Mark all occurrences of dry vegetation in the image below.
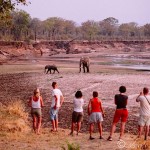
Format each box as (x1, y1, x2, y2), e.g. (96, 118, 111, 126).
(0, 101, 150, 150)
(0, 100, 29, 133)
(1, 43, 150, 149)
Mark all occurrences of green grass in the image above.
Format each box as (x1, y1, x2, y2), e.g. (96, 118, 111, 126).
(61, 141, 80, 150)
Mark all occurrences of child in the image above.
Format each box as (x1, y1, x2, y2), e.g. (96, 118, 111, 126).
(70, 90, 84, 135)
(29, 88, 44, 134)
(88, 91, 104, 140)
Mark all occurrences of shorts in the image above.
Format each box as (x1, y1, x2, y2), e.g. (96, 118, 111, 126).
(72, 111, 83, 123)
(138, 115, 150, 126)
(113, 109, 128, 123)
(89, 112, 103, 124)
(31, 108, 42, 117)
(50, 107, 59, 120)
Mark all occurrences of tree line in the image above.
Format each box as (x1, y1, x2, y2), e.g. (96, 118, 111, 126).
(0, 9, 150, 42)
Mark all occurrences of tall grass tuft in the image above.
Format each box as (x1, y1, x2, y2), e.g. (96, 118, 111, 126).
(7, 100, 28, 120)
(0, 100, 29, 133)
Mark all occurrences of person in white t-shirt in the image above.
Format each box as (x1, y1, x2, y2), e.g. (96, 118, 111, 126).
(136, 87, 150, 140)
(50, 82, 64, 132)
(70, 90, 84, 136)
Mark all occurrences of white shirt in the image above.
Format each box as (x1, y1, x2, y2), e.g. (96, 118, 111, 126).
(137, 95, 150, 116)
(73, 98, 84, 112)
(51, 88, 63, 108)
(32, 96, 41, 108)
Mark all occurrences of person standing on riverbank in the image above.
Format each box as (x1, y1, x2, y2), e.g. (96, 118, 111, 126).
(70, 90, 84, 136)
(107, 86, 128, 141)
(136, 87, 150, 140)
(88, 91, 104, 140)
(29, 88, 44, 134)
(50, 82, 64, 132)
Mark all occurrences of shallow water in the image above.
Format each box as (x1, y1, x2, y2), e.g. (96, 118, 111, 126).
(106, 56, 150, 71)
(114, 64, 150, 71)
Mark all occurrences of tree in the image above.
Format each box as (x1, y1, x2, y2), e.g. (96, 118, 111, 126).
(0, 0, 27, 13)
(119, 22, 138, 39)
(143, 24, 150, 37)
(43, 17, 65, 40)
(63, 20, 76, 39)
(0, 0, 29, 23)
(11, 10, 31, 40)
(99, 17, 118, 36)
(30, 18, 41, 41)
(81, 20, 99, 40)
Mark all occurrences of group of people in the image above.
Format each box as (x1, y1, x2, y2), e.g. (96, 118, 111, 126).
(28, 82, 150, 141)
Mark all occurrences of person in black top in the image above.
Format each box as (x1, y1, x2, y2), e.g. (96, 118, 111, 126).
(107, 86, 128, 141)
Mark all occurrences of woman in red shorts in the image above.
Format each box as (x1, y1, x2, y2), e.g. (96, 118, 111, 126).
(107, 86, 128, 141)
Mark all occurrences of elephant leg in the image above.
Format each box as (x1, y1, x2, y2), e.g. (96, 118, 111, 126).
(50, 69, 51, 74)
(79, 67, 81, 73)
(79, 64, 82, 73)
(46, 70, 48, 74)
(87, 66, 89, 73)
(53, 69, 55, 74)
(56, 69, 59, 73)
(83, 65, 85, 73)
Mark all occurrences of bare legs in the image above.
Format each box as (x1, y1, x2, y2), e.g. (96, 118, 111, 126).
(110, 122, 116, 137)
(89, 122, 103, 139)
(120, 122, 126, 139)
(70, 122, 81, 135)
(33, 116, 37, 133)
(98, 122, 103, 137)
(32, 115, 42, 134)
(51, 119, 58, 131)
(109, 122, 126, 140)
(138, 125, 149, 140)
(144, 126, 149, 140)
(70, 122, 75, 135)
(89, 123, 94, 139)
(77, 122, 81, 135)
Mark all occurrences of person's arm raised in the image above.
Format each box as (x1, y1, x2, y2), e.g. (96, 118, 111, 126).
(136, 92, 142, 102)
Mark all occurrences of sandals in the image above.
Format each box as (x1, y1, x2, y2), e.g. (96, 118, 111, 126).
(99, 136, 104, 139)
(89, 136, 95, 140)
(107, 136, 112, 141)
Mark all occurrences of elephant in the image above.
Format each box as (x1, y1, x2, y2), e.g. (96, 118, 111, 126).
(45, 65, 59, 74)
(79, 57, 90, 73)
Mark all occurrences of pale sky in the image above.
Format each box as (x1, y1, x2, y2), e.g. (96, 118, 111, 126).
(16, 0, 150, 25)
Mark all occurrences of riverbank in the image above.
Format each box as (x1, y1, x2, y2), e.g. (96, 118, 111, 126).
(1, 45, 150, 149)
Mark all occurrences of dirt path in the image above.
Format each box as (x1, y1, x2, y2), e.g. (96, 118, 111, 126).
(0, 128, 143, 150)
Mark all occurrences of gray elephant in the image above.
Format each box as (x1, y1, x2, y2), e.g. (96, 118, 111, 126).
(79, 57, 90, 73)
(45, 65, 59, 74)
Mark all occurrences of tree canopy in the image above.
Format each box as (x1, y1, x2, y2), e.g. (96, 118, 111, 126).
(0, 0, 28, 22)
(0, 8, 150, 41)
(0, 0, 27, 13)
